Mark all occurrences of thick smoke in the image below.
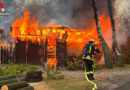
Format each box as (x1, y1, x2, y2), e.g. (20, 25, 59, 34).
(0, 0, 109, 34)
(0, 0, 16, 42)
(13, 0, 109, 28)
(0, 0, 110, 55)
(114, 0, 130, 45)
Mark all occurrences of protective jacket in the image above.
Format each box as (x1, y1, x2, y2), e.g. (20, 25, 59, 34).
(83, 44, 100, 61)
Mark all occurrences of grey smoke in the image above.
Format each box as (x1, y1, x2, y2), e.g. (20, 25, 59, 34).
(0, 0, 109, 34)
(0, 0, 111, 55)
(0, 0, 16, 42)
(114, 0, 130, 45)
(2, 0, 129, 48)
(13, 0, 109, 28)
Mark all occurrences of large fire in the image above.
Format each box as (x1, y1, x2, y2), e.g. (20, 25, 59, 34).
(10, 11, 112, 67)
(11, 11, 112, 50)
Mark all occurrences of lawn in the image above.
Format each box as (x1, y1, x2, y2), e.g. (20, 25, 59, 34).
(41, 64, 130, 90)
(44, 78, 94, 90)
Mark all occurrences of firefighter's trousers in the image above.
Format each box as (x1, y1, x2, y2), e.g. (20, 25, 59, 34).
(84, 59, 94, 80)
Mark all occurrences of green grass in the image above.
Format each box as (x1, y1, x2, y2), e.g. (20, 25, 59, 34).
(44, 78, 94, 90)
(42, 64, 130, 90)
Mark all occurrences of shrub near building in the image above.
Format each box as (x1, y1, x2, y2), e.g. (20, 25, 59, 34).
(0, 64, 40, 76)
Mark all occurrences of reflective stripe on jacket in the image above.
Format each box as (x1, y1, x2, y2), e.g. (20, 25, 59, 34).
(82, 55, 94, 61)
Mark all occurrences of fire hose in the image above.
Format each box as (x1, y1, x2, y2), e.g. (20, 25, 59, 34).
(85, 68, 98, 90)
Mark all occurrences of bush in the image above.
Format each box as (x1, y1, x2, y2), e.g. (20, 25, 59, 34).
(8, 60, 15, 65)
(66, 57, 103, 70)
(0, 64, 40, 76)
(66, 58, 85, 70)
(94, 64, 103, 70)
(45, 68, 64, 80)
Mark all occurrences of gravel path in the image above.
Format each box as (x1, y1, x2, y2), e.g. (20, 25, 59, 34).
(32, 70, 130, 90)
(62, 70, 130, 90)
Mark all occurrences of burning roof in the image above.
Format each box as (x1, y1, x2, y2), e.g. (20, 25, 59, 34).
(10, 10, 112, 56)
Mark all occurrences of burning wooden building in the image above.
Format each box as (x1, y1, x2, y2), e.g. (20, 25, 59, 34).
(10, 11, 69, 67)
(11, 25, 68, 67)
(9, 10, 114, 67)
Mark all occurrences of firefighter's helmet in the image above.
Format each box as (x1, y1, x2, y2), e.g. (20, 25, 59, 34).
(89, 39, 95, 44)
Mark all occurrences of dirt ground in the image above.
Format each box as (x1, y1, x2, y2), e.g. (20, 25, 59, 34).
(32, 82, 53, 90)
(62, 70, 130, 90)
(32, 67, 130, 90)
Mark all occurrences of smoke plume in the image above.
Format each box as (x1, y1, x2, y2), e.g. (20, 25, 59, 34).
(114, 0, 130, 46)
(4, 0, 109, 29)
(0, 0, 110, 31)
(0, 0, 111, 56)
(2, 0, 130, 56)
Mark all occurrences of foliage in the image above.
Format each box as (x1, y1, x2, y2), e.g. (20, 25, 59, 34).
(94, 64, 103, 70)
(66, 58, 85, 70)
(66, 57, 103, 70)
(45, 68, 64, 80)
(44, 78, 92, 90)
(8, 60, 15, 65)
(0, 64, 40, 76)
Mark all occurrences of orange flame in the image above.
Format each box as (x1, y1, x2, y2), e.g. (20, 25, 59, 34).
(10, 11, 112, 66)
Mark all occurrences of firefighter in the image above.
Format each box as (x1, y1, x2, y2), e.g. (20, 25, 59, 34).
(83, 39, 100, 80)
